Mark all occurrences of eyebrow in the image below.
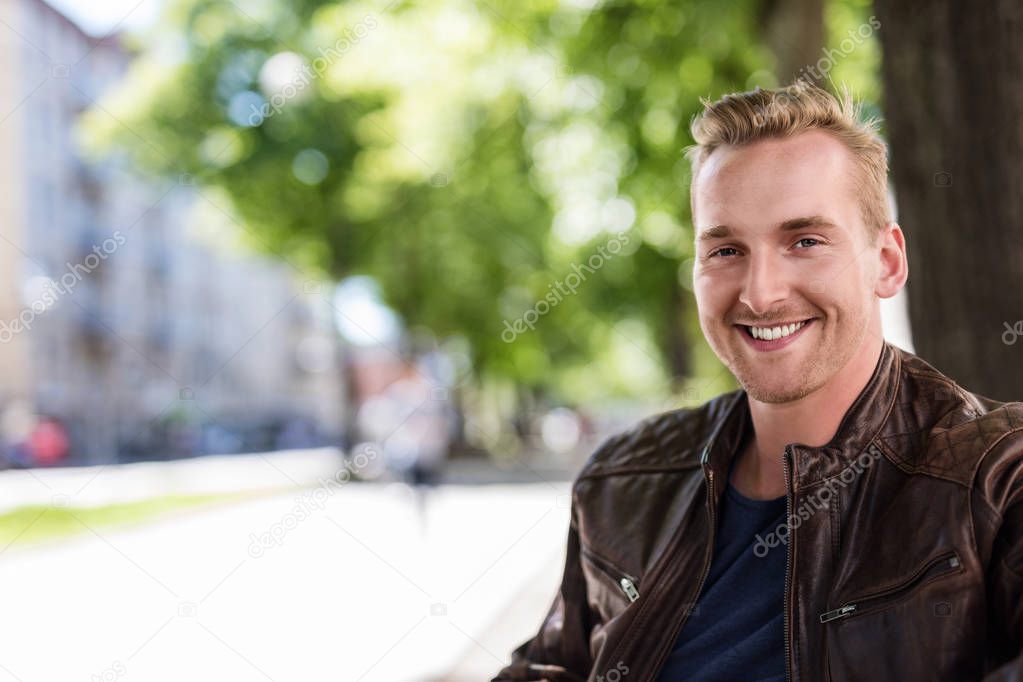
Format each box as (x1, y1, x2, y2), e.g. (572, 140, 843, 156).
(696, 215, 841, 242)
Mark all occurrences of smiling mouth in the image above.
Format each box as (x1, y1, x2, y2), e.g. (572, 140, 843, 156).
(737, 318, 815, 341)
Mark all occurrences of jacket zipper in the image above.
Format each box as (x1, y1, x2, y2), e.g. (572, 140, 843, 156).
(781, 447, 797, 682)
(818, 551, 962, 623)
(643, 464, 717, 677)
(598, 392, 743, 681)
(581, 546, 641, 603)
(782, 446, 794, 682)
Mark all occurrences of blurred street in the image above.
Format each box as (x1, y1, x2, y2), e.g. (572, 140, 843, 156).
(4, 0, 1003, 678)
(0, 454, 571, 682)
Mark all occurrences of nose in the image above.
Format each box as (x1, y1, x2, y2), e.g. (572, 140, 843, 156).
(738, 249, 790, 315)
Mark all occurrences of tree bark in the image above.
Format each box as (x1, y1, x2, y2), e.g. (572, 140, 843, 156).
(666, 283, 690, 391)
(875, 0, 1023, 400)
(331, 326, 359, 452)
(759, 0, 825, 85)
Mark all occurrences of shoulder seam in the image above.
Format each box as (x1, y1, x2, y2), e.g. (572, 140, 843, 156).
(972, 424, 1023, 521)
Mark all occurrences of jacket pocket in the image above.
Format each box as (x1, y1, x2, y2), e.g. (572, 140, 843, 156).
(580, 545, 641, 604)
(819, 549, 963, 623)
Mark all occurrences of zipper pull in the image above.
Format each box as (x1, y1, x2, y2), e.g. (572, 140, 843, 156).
(819, 604, 857, 623)
(620, 577, 640, 602)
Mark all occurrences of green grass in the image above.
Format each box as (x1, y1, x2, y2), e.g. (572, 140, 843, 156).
(0, 491, 263, 551)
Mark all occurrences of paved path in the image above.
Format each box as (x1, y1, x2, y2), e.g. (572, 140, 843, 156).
(0, 448, 348, 514)
(0, 479, 570, 681)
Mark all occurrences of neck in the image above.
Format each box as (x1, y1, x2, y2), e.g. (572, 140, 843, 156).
(731, 329, 885, 500)
(748, 332, 884, 460)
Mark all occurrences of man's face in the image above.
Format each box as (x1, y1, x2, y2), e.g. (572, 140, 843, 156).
(692, 130, 881, 404)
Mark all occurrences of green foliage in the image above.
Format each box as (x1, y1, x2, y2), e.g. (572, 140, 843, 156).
(0, 493, 254, 549)
(80, 0, 880, 406)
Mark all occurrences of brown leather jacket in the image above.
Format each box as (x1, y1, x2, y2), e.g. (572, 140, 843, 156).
(493, 342, 1023, 681)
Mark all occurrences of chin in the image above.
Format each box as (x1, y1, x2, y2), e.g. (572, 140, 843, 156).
(742, 382, 815, 404)
(740, 360, 831, 403)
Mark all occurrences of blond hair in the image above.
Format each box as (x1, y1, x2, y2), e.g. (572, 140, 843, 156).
(685, 81, 890, 243)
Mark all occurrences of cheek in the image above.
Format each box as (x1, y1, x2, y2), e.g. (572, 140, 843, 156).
(806, 259, 864, 303)
(693, 271, 733, 312)
(694, 290, 722, 322)
(803, 283, 865, 323)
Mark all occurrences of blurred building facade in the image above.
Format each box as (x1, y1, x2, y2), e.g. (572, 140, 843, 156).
(0, 0, 345, 465)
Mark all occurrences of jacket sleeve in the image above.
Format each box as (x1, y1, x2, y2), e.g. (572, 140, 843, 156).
(980, 431, 1023, 681)
(491, 497, 594, 681)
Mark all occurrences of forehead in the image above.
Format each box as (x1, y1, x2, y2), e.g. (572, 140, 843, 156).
(693, 130, 860, 233)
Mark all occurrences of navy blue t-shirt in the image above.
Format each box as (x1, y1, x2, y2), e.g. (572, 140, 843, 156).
(655, 466, 788, 681)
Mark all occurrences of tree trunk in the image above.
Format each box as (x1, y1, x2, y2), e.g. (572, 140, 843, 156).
(666, 283, 690, 391)
(759, 0, 825, 85)
(875, 0, 1023, 401)
(331, 326, 360, 452)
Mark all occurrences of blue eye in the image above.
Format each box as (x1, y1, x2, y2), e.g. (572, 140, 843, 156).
(794, 238, 820, 249)
(710, 247, 739, 258)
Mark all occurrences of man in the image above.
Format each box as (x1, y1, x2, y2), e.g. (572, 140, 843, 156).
(492, 82, 1023, 681)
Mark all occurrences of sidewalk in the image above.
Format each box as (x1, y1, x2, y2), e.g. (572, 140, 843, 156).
(0, 477, 571, 681)
(0, 447, 347, 514)
(0, 448, 581, 515)
(444, 547, 565, 680)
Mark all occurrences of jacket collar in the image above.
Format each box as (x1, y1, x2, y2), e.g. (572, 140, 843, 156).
(701, 341, 901, 492)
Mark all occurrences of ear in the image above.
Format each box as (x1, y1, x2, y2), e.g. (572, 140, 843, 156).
(875, 222, 908, 299)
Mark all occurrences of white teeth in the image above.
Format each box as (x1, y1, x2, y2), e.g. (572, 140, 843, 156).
(748, 320, 807, 341)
